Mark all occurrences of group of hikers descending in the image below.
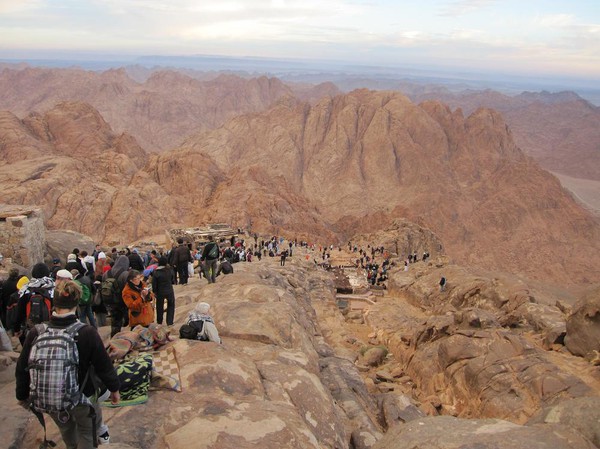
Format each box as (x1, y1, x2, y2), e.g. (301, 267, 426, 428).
(0, 228, 440, 449)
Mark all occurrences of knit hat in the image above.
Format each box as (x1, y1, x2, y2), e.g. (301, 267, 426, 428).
(67, 253, 77, 261)
(17, 276, 29, 290)
(195, 302, 210, 314)
(98, 251, 107, 260)
(31, 262, 50, 279)
(56, 269, 74, 280)
(53, 280, 81, 309)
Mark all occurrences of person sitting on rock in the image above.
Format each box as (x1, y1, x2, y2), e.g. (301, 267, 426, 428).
(186, 302, 221, 343)
(216, 258, 234, 277)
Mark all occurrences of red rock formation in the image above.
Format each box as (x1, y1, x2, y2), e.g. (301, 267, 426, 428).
(1, 90, 599, 286)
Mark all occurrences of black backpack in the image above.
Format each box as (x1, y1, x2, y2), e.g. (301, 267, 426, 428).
(179, 324, 198, 340)
(208, 243, 219, 260)
(179, 320, 209, 341)
(26, 292, 52, 325)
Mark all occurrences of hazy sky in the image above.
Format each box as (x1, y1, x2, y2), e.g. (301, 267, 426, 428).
(1, 0, 599, 79)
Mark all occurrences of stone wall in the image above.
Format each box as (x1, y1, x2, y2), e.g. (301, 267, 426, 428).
(0, 205, 46, 269)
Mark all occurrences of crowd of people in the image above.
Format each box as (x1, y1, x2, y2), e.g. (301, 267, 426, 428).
(0, 231, 439, 448)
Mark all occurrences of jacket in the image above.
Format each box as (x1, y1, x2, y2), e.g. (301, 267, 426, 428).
(172, 244, 192, 266)
(121, 281, 154, 327)
(15, 313, 120, 400)
(151, 266, 174, 297)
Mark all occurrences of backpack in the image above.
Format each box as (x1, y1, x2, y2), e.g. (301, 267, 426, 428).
(100, 277, 119, 305)
(179, 324, 198, 340)
(74, 280, 92, 306)
(189, 320, 209, 341)
(208, 243, 219, 260)
(26, 292, 52, 325)
(27, 321, 89, 414)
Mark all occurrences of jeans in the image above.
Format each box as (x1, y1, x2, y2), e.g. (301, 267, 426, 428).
(176, 264, 189, 285)
(50, 403, 96, 449)
(203, 259, 218, 283)
(79, 304, 97, 328)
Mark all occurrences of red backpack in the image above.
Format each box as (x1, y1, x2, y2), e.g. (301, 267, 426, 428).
(26, 292, 52, 325)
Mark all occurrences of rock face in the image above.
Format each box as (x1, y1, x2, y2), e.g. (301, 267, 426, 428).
(372, 416, 597, 449)
(0, 67, 335, 153)
(410, 89, 600, 181)
(4, 260, 380, 449)
(1, 89, 600, 286)
(528, 397, 600, 448)
(375, 262, 599, 424)
(177, 90, 600, 285)
(565, 287, 600, 361)
(1, 252, 598, 449)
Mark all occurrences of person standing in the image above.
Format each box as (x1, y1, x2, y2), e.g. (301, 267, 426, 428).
(102, 255, 130, 337)
(152, 257, 175, 326)
(172, 239, 192, 285)
(439, 276, 447, 292)
(121, 270, 154, 329)
(15, 280, 120, 449)
(201, 235, 220, 284)
(1, 268, 20, 327)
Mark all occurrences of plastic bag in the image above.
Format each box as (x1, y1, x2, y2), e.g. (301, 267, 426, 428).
(0, 319, 12, 352)
(188, 262, 194, 277)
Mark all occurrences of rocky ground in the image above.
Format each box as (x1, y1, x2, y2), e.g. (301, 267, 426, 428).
(1, 246, 599, 449)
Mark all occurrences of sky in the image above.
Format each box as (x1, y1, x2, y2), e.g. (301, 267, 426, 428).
(0, 0, 599, 80)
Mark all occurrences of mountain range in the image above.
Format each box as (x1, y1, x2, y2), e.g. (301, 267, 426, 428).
(0, 65, 599, 286)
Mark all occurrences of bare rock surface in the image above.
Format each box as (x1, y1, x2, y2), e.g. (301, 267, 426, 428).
(528, 396, 600, 447)
(371, 415, 597, 449)
(1, 250, 599, 448)
(2, 258, 380, 449)
(368, 261, 600, 425)
(565, 286, 600, 361)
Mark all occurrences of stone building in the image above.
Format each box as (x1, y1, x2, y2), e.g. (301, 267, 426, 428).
(0, 205, 46, 269)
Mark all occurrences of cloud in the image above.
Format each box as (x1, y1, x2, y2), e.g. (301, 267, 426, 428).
(0, 0, 42, 14)
(533, 14, 576, 28)
(438, 0, 497, 17)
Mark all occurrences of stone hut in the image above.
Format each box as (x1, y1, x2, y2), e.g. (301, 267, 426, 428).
(0, 205, 46, 269)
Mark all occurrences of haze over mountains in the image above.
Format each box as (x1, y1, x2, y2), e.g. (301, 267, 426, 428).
(0, 64, 599, 287)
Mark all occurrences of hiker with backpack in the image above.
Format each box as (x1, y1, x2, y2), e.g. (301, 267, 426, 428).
(180, 302, 221, 343)
(12, 263, 55, 345)
(201, 235, 220, 284)
(68, 269, 97, 328)
(102, 255, 130, 338)
(16, 280, 120, 449)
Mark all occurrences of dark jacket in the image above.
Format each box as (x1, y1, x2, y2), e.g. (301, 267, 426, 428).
(1, 275, 19, 308)
(15, 313, 120, 400)
(102, 255, 130, 305)
(172, 244, 192, 266)
(201, 242, 219, 261)
(128, 253, 145, 271)
(65, 260, 84, 276)
(151, 266, 174, 297)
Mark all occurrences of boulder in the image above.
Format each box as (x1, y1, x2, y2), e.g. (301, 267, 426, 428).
(528, 396, 600, 447)
(565, 287, 600, 360)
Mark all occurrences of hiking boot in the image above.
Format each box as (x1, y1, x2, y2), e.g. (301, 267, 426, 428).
(98, 431, 110, 445)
